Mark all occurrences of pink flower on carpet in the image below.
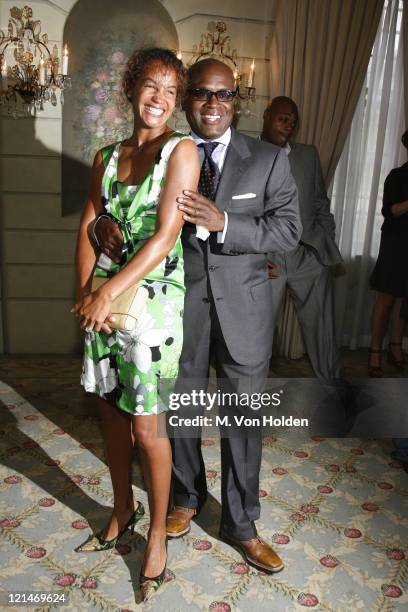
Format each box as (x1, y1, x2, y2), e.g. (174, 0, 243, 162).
(82, 577, 98, 589)
(318, 485, 333, 494)
(259, 489, 267, 498)
(54, 574, 76, 587)
(232, 562, 249, 574)
(71, 475, 84, 484)
(327, 464, 340, 472)
(0, 518, 20, 528)
(361, 502, 379, 512)
(344, 528, 362, 539)
(290, 512, 306, 522)
(201, 439, 215, 446)
(24, 415, 38, 420)
(262, 436, 276, 444)
(53, 428, 65, 435)
(87, 477, 100, 485)
(71, 519, 88, 529)
(79, 442, 92, 449)
(378, 482, 393, 490)
(209, 603, 231, 612)
(113, 544, 131, 556)
(45, 459, 61, 467)
(164, 568, 175, 582)
(206, 470, 217, 478)
(272, 534, 290, 544)
(294, 451, 309, 458)
(26, 546, 46, 559)
(300, 504, 319, 514)
(4, 475, 22, 484)
(272, 467, 288, 475)
(381, 584, 402, 598)
(320, 555, 339, 568)
(386, 549, 405, 560)
(298, 593, 319, 607)
(193, 539, 212, 551)
(39, 498, 55, 508)
(350, 448, 364, 455)
(7, 404, 17, 410)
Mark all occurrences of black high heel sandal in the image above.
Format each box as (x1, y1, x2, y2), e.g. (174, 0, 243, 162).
(387, 342, 406, 371)
(76, 501, 145, 552)
(368, 348, 383, 378)
(139, 538, 168, 602)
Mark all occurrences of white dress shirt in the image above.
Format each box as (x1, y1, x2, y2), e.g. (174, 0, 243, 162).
(190, 128, 231, 242)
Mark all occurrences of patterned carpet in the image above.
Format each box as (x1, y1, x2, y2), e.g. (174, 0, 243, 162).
(0, 357, 407, 611)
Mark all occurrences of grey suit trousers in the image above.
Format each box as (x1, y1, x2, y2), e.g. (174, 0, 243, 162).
(270, 243, 342, 381)
(169, 297, 269, 540)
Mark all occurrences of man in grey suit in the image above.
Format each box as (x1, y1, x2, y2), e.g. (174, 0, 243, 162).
(167, 61, 300, 573)
(94, 64, 301, 572)
(262, 96, 343, 381)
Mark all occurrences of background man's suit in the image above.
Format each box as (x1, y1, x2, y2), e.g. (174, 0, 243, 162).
(269, 142, 343, 380)
(170, 127, 301, 540)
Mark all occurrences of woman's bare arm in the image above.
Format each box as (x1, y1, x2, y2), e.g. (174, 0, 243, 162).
(73, 138, 200, 331)
(391, 200, 408, 216)
(74, 151, 105, 301)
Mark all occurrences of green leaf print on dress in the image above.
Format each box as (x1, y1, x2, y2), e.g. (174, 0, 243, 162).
(81, 132, 192, 415)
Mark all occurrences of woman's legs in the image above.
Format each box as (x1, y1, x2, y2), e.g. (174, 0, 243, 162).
(98, 397, 137, 540)
(132, 412, 171, 577)
(370, 292, 395, 367)
(389, 299, 406, 361)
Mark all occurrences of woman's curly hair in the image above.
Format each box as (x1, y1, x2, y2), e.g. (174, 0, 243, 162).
(123, 47, 186, 107)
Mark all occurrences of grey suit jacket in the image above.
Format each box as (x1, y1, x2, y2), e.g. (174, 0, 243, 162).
(284, 143, 342, 266)
(181, 128, 302, 366)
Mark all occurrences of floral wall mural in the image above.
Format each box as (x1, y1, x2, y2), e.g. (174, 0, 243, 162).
(62, 0, 178, 215)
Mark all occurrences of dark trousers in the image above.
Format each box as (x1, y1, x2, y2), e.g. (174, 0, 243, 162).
(169, 299, 270, 540)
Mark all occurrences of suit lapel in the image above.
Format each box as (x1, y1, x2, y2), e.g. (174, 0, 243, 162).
(215, 129, 252, 210)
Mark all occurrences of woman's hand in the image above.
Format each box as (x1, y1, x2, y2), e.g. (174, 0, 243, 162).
(71, 289, 114, 334)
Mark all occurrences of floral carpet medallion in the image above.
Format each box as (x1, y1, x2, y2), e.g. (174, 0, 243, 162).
(0, 359, 407, 611)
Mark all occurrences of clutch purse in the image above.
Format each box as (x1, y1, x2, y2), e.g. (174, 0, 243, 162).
(91, 276, 149, 332)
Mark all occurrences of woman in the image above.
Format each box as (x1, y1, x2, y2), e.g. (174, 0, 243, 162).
(73, 47, 200, 600)
(368, 130, 408, 376)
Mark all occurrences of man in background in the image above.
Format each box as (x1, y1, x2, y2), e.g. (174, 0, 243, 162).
(262, 96, 343, 382)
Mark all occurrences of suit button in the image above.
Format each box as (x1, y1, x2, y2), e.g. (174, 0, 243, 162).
(208, 265, 218, 271)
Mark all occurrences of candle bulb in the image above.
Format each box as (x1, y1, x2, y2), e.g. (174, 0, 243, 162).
(176, 50, 182, 61)
(39, 56, 45, 85)
(1, 58, 7, 89)
(247, 59, 255, 88)
(62, 44, 69, 75)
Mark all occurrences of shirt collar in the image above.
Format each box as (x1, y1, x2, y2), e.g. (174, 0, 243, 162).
(190, 127, 231, 147)
(285, 141, 291, 155)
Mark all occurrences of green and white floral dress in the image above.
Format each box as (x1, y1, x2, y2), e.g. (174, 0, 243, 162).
(81, 132, 191, 416)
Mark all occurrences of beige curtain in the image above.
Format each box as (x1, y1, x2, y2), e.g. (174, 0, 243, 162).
(270, 0, 383, 183)
(404, 0, 408, 126)
(270, 0, 383, 360)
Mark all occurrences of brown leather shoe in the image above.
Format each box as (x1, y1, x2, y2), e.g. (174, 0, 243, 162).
(220, 531, 284, 573)
(166, 506, 197, 538)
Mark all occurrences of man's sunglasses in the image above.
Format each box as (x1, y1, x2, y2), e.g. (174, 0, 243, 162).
(186, 88, 237, 102)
